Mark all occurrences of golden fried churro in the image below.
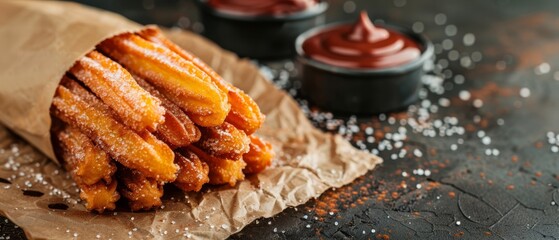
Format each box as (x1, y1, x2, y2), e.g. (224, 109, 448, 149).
(79, 181, 120, 212)
(188, 146, 246, 186)
(243, 135, 274, 174)
(55, 125, 116, 186)
(98, 33, 230, 127)
(135, 76, 201, 148)
(53, 124, 119, 212)
(138, 27, 265, 134)
(69, 50, 164, 132)
(196, 122, 250, 161)
(51, 81, 177, 182)
(174, 150, 209, 192)
(118, 167, 163, 211)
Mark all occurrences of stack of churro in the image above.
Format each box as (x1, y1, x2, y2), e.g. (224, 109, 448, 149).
(50, 27, 273, 212)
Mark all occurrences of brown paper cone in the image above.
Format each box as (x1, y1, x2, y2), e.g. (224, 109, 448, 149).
(0, 1, 143, 161)
(0, 1, 382, 239)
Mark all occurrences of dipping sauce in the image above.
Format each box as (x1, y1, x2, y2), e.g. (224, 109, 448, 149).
(302, 11, 421, 69)
(207, 0, 319, 16)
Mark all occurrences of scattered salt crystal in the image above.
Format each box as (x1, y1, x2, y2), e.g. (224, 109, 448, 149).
(425, 170, 432, 176)
(461, 56, 472, 68)
(473, 99, 483, 108)
(463, 33, 476, 46)
(519, 88, 531, 98)
(413, 149, 423, 157)
(434, 13, 447, 25)
(492, 149, 500, 156)
(412, 22, 424, 33)
(438, 98, 450, 107)
(445, 25, 457, 36)
(343, 1, 356, 13)
(497, 118, 505, 126)
(459, 91, 471, 101)
(482, 136, 491, 145)
(535, 63, 550, 75)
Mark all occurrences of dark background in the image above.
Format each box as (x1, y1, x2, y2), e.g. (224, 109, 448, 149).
(3, 0, 559, 239)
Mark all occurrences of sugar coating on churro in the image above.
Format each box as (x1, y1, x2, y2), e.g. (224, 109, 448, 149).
(98, 33, 230, 127)
(174, 150, 209, 192)
(196, 122, 250, 161)
(70, 51, 165, 133)
(138, 27, 264, 134)
(52, 84, 177, 182)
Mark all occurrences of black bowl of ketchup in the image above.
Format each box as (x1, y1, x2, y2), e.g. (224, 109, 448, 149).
(197, 0, 328, 59)
(296, 11, 434, 114)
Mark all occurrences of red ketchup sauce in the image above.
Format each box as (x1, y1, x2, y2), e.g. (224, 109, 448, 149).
(302, 11, 421, 69)
(208, 0, 319, 16)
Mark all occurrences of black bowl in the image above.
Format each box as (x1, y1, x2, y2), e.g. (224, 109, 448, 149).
(197, 0, 328, 59)
(296, 22, 434, 114)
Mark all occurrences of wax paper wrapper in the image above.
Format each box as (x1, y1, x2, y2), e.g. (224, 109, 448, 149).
(0, 1, 382, 239)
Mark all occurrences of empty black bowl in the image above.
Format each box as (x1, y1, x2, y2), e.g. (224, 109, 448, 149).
(197, 0, 328, 59)
(296, 22, 434, 114)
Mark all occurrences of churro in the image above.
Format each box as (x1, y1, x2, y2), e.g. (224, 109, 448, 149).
(174, 150, 209, 192)
(98, 33, 230, 127)
(138, 27, 264, 134)
(53, 124, 119, 212)
(243, 135, 274, 174)
(118, 167, 163, 211)
(135, 76, 201, 148)
(188, 146, 246, 186)
(51, 81, 177, 182)
(196, 122, 250, 161)
(69, 50, 164, 133)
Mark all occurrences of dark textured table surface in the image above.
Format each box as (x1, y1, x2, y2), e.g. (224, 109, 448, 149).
(3, 0, 559, 239)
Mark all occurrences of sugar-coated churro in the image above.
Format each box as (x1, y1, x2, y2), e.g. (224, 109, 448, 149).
(138, 27, 264, 134)
(98, 33, 230, 127)
(243, 135, 274, 174)
(135, 76, 201, 148)
(53, 124, 119, 212)
(117, 166, 163, 211)
(174, 150, 209, 192)
(51, 81, 177, 182)
(188, 146, 246, 186)
(69, 50, 164, 132)
(196, 122, 250, 161)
